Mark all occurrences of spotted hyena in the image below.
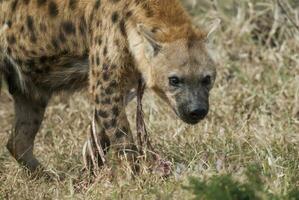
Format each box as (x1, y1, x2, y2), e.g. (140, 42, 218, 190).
(0, 0, 219, 174)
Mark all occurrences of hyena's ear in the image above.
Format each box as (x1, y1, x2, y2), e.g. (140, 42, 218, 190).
(137, 24, 162, 59)
(205, 18, 221, 40)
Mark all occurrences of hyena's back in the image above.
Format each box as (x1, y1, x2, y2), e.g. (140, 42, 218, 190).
(0, 0, 90, 58)
(0, 0, 93, 97)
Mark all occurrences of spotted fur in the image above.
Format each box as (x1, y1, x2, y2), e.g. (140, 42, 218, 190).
(0, 0, 217, 173)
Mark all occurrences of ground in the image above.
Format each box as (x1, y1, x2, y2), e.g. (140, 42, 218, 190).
(0, 0, 299, 199)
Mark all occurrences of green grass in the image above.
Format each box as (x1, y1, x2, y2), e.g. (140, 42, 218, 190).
(1, 0, 299, 199)
(185, 165, 299, 200)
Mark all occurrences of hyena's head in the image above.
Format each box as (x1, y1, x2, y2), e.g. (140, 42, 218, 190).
(130, 20, 220, 125)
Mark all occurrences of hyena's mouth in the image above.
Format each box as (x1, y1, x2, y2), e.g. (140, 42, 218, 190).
(174, 106, 208, 125)
(180, 114, 203, 125)
(172, 108, 199, 125)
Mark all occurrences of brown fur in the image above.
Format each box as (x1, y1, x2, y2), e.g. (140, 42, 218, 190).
(0, 0, 217, 173)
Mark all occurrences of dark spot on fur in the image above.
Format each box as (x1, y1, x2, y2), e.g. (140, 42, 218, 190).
(26, 16, 34, 32)
(151, 27, 159, 33)
(25, 59, 36, 68)
(102, 63, 109, 70)
(113, 95, 121, 103)
(111, 12, 119, 23)
(102, 119, 117, 130)
(98, 37, 102, 46)
(61, 21, 76, 34)
(7, 47, 11, 55)
(115, 129, 126, 138)
(96, 56, 100, 66)
(37, 0, 47, 6)
(103, 46, 107, 56)
(110, 118, 117, 128)
(83, 50, 89, 57)
(79, 16, 87, 35)
(39, 56, 47, 63)
(97, 109, 109, 118)
(100, 134, 110, 153)
(90, 55, 95, 65)
(94, 95, 100, 104)
(51, 37, 59, 48)
(109, 80, 117, 88)
(30, 50, 37, 55)
(19, 45, 26, 51)
(101, 98, 111, 105)
(142, 3, 154, 17)
(20, 26, 24, 33)
(134, 0, 142, 5)
(110, 0, 120, 3)
(69, 0, 77, 10)
(6, 20, 12, 28)
(146, 9, 154, 18)
(126, 11, 133, 18)
(11, 0, 18, 12)
(103, 72, 109, 81)
(94, 0, 101, 9)
(119, 19, 126, 37)
(103, 121, 111, 129)
(48, 1, 59, 17)
(15, 59, 23, 66)
(114, 39, 120, 47)
(91, 85, 96, 92)
(121, 126, 129, 133)
(29, 34, 37, 43)
(187, 34, 198, 49)
(7, 35, 16, 45)
(24, 0, 30, 5)
(112, 106, 119, 116)
(91, 69, 96, 76)
(105, 86, 113, 95)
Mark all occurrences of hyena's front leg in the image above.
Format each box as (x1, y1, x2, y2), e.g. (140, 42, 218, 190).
(84, 45, 138, 172)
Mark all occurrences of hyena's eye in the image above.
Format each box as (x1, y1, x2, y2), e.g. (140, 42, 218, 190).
(201, 75, 211, 86)
(168, 76, 181, 87)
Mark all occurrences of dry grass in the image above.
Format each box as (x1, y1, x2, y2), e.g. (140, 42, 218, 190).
(1, 0, 299, 199)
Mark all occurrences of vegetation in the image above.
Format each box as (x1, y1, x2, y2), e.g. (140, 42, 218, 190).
(0, 0, 298, 199)
(185, 165, 299, 200)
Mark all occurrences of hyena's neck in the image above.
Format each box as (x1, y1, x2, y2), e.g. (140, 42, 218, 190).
(73, 0, 194, 51)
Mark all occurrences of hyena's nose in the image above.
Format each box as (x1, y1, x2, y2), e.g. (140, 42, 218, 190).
(189, 107, 208, 121)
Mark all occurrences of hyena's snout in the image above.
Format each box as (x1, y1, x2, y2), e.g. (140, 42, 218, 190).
(188, 103, 209, 122)
(176, 91, 210, 125)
